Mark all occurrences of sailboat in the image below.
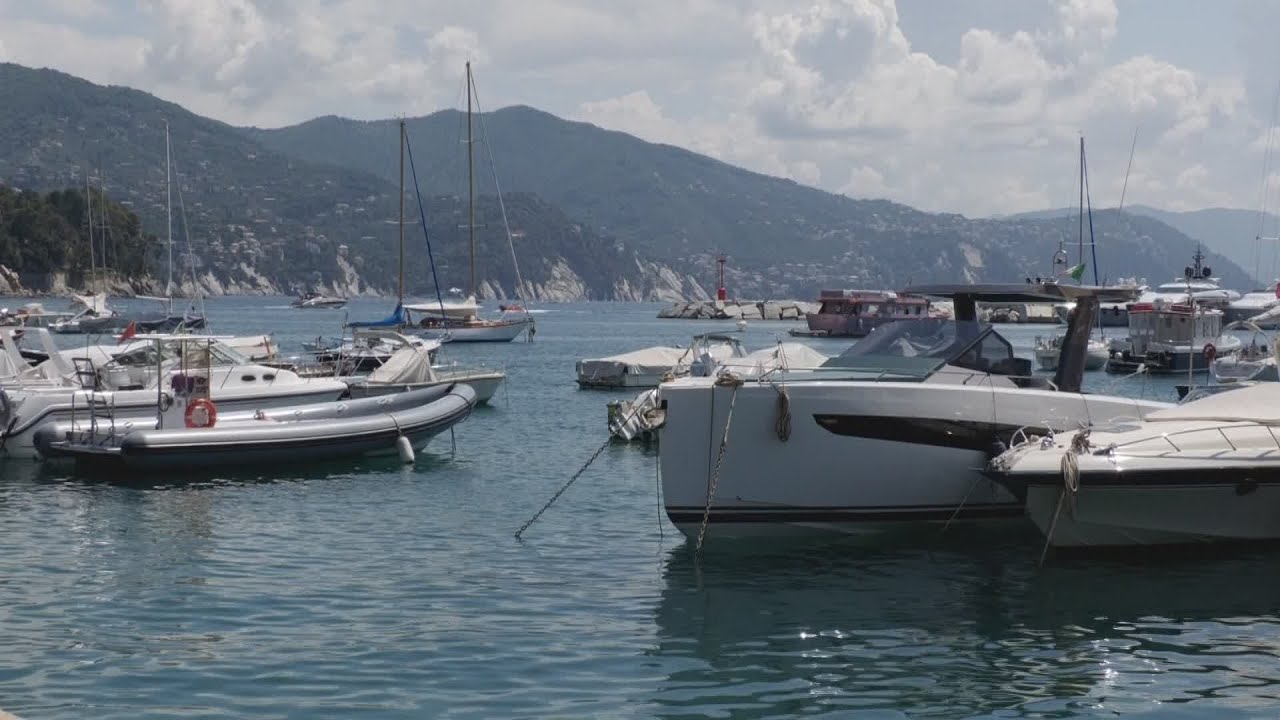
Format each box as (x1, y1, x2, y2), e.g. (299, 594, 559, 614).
(136, 121, 208, 332)
(51, 173, 126, 335)
(1034, 137, 1111, 371)
(404, 62, 535, 343)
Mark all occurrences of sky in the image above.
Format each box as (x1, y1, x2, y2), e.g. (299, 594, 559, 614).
(2, 0, 1279, 217)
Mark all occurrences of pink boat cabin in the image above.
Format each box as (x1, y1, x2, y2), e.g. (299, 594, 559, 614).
(805, 289, 934, 338)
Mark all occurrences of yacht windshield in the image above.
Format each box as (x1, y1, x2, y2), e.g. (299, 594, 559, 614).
(821, 319, 1023, 379)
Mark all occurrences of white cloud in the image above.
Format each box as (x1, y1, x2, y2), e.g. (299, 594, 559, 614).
(0, 0, 1274, 217)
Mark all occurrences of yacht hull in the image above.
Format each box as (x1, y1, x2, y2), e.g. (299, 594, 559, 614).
(1023, 472, 1280, 547)
(658, 377, 1166, 541)
(423, 317, 533, 343)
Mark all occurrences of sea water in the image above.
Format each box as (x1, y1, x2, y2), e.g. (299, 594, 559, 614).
(0, 297, 1275, 718)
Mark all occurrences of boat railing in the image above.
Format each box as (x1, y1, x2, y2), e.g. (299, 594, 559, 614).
(1091, 420, 1280, 456)
(744, 364, 1058, 389)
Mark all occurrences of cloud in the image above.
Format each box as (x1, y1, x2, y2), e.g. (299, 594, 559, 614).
(0, 0, 1274, 217)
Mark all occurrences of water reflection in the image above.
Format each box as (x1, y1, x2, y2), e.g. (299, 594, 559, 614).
(651, 541, 1280, 718)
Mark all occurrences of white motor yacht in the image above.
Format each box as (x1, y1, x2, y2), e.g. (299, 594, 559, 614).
(291, 291, 348, 309)
(986, 383, 1280, 548)
(653, 282, 1172, 541)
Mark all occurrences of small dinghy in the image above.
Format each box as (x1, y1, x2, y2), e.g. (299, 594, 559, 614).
(36, 383, 476, 473)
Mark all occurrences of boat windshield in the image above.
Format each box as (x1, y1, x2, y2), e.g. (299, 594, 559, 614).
(820, 319, 1021, 380)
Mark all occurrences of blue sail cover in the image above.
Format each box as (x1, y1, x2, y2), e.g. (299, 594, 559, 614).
(348, 303, 407, 328)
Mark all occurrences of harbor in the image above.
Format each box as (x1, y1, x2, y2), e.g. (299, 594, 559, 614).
(9, 2, 1280, 715)
(3, 293, 1279, 719)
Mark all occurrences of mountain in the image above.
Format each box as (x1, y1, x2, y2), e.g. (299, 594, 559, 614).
(1125, 205, 1280, 286)
(0, 63, 701, 301)
(250, 107, 1254, 295)
(0, 62, 1256, 300)
(1010, 204, 1278, 288)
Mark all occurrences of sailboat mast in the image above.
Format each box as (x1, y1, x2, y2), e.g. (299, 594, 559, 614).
(399, 119, 406, 305)
(467, 61, 476, 301)
(165, 120, 173, 300)
(1077, 136, 1084, 268)
(85, 166, 97, 296)
(100, 168, 109, 295)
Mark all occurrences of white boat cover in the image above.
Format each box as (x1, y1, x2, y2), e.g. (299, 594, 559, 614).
(1145, 382, 1280, 424)
(718, 343, 829, 376)
(578, 346, 692, 383)
(367, 345, 437, 384)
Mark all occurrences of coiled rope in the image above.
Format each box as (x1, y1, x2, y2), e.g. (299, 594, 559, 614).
(695, 373, 744, 555)
(773, 384, 791, 442)
(1038, 429, 1089, 566)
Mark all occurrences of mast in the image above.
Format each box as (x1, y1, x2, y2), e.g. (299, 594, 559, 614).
(399, 119, 406, 305)
(164, 120, 174, 302)
(85, 166, 97, 296)
(1077, 136, 1084, 269)
(100, 168, 109, 294)
(466, 61, 476, 301)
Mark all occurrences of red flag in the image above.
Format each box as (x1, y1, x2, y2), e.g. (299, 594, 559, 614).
(117, 320, 137, 345)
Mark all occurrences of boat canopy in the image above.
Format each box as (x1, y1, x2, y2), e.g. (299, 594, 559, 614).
(578, 346, 694, 383)
(820, 318, 1025, 380)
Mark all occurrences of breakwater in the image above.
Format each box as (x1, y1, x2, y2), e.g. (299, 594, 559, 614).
(657, 299, 817, 320)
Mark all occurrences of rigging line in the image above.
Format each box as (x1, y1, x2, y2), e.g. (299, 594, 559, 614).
(1083, 143, 1099, 287)
(168, 136, 206, 323)
(1116, 126, 1138, 215)
(404, 129, 450, 323)
(1260, 79, 1280, 286)
(467, 72, 530, 308)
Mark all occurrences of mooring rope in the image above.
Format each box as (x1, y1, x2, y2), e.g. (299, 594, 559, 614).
(515, 396, 652, 540)
(695, 373, 744, 555)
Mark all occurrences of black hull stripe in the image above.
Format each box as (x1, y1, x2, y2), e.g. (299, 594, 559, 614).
(666, 505, 1023, 524)
(813, 414, 1028, 452)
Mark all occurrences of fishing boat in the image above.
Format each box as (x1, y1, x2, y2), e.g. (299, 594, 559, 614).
(1105, 283, 1243, 375)
(36, 383, 476, 472)
(986, 383, 1280, 548)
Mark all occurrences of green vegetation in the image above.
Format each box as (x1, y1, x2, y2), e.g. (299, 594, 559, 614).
(0, 186, 155, 287)
(0, 61, 1256, 300)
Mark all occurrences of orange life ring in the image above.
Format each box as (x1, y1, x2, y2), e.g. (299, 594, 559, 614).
(1203, 343, 1217, 361)
(184, 397, 218, 428)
